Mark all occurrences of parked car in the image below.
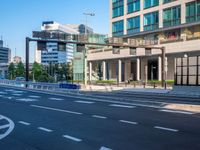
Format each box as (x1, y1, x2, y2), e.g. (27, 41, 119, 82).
(15, 77, 25, 81)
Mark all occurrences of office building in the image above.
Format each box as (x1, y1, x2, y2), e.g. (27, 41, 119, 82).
(35, 21, 79, 64)
(87, 0, 200, 85)
(0, 40, 11, 78)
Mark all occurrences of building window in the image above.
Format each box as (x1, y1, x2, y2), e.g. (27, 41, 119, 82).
(163, 0, 177, 4)
(127, 16, 140, 34)
(130, 47, 136, 55)
(186, 1, 200, 23)
(163, 5, 181, 27)
(112, 0, 124, 18)
(144, 11, 159, 31)
(144, 0, 159, 9)
(127, 0, 140, 14)
(112, 20, 124, 36)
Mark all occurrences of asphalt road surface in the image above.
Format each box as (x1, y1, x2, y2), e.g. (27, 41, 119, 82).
(0, 85, 200, 150)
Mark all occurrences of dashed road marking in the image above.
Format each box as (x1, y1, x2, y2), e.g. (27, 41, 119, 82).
(38, 127, 53, 133)
(30, 105, 83, 115)
(18, 121, 31, 126)
(92, 115, 107, 119)
(159, 109, 194, 115)
(16, 98, 38, 102)
(119, 120, 138, 125)
(49, 98, 64, 101)
(75, 100, 95, 104)
(0, 92, 7, 94)
(63, 135, 82, 142)
(28, 95, 41, 98)
(154, 126, 178, 132)
(12, 94, 22, 96)
(109, 104, 135, 108)
(100, 146, 112, 150)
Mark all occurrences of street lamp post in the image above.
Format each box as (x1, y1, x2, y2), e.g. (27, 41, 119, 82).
(83, 12, 95, 86)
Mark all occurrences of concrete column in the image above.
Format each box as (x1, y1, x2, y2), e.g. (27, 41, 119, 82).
(102, 61, 106, 81)
(181, 2, 186, 24)
(140, 0, 144, 32)
(158, 57, 162, 81)
(125, 60, 131, 81)
(89, 62, 92, 81)
(118, 60, 122, 83)
(124, 0, 127, 35)
(141, 58, 148, 82)
(136, 58, 141, 81)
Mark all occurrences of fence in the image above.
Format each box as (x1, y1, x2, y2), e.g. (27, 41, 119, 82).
(0, 80, 80, 93)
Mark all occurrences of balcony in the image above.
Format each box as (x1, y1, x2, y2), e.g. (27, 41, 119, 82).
(160, 37, 183, 44)
(186, 34, 200, 41)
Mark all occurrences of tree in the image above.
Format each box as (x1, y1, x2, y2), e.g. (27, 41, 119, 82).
(15, 61, 25, 77)
(32, 62, 42, 81)
(8, 62, 15, 80)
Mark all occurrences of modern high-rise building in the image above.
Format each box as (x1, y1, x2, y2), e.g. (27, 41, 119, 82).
(0, 40, 11, 64)
(66, 24, 94, 34)
(35, 21, 79, 64)
(0, 40, 11, 78)
(87, 0, 200, 85)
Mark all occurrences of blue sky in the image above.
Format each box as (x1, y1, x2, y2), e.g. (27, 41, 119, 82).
(0, 0, 109, 62)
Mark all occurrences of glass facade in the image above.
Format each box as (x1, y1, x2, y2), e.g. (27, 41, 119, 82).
(163, 5, 181, 27)
(127, 0, 140, 14)
(112, 20, 124, 36)
(127, 16, 140, 34)
(144, 0, 159, 9)
(144, 11, 159, 31)
(186, 1, 200, 23)
(112, 0, 124, 18)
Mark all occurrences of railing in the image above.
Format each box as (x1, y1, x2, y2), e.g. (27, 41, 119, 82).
(160, 37, 183, 44)
(0, 79, 80, 94)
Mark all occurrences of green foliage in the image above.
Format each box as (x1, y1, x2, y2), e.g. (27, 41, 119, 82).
(8, 62, 15, 80)
(15, 61, 25, 77)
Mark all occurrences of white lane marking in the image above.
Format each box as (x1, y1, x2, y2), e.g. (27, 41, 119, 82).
(159, 109, 194, 115)
(154, 126, 178, 132)
(75, 100, 95, 104)
(63, 135, 82, 142)
(12, 91, 24, 93)
(92, 115, 107, 119)
(12, 94, 22, 96)
(18, 121, 31, 126)
(49, 97, 64, 101)
(28, 95, 41, 98)
(119, 120, 138, 125)
(0, 124, 10, 130)
(109, 104, 135, 108)
(0, 92, 7, 94)
(16, 98, 38, 102)
(5, 89, 15, 92)
(100, 146, 112, 150)
(0, 115, 15, 140)
(38, 127, 53, 132)
(30, 105, 83, 115)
